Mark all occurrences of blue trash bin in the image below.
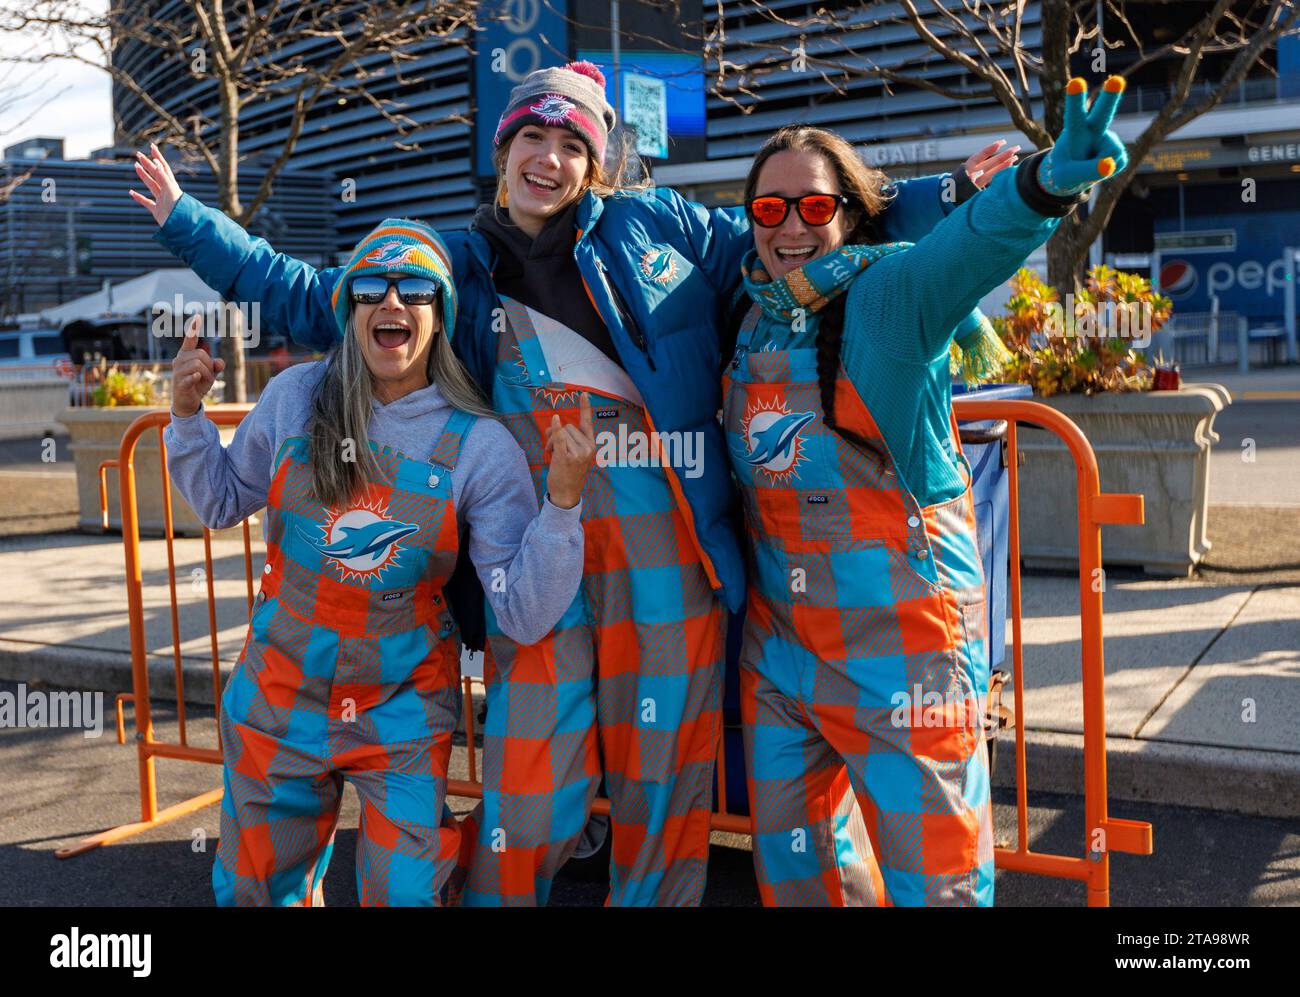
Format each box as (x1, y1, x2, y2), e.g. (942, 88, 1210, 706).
(717, 382, 1028, 816)
(952, 381, 1030, 675)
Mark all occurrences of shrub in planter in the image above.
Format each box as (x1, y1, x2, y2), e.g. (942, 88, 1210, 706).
(62, 362, 242, 538)
(89, 364, 160, 408)
(994, 265, 1171, 397)
(987, 267, 1225, 576)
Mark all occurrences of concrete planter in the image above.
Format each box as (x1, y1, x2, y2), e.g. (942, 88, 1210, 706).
(0, 377, 72, 441)
(1017, 385, 1229, 576)
(59, 406, 257, 539)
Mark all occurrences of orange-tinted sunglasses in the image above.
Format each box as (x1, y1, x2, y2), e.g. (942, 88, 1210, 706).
(747, 192, 851, 228)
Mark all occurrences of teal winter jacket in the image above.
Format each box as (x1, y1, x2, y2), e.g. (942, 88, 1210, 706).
(155, 174, 969, 613)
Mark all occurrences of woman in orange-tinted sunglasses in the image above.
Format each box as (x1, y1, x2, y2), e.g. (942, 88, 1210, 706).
(726, 79, 1129, 907)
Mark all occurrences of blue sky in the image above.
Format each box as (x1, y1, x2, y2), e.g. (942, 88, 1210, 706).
(0, 15, 113, 158)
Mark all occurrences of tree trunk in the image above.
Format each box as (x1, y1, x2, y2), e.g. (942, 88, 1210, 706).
(1046, 212, 1090, 294)
(1039, 0, 1071, 139)
(1039, 0, 1085, 293)
(216, 77, 247, 404)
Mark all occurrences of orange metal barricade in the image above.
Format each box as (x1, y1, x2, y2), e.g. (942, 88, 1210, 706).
(59, 400, 1153, 906)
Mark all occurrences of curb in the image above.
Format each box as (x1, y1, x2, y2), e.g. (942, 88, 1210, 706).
(990, 728, 1300, 821)
(0, 639, 227, 708)
(5, 640, 1298, 821)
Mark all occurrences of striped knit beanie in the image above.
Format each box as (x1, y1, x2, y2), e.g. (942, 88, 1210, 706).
(493, 61, 616, 163)
(331, 219, 458, 338)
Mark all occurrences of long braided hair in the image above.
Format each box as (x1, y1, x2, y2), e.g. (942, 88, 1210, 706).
(743, 126, 892, 438)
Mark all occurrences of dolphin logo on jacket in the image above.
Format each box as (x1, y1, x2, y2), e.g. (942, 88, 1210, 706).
(640, 249, 679, 285)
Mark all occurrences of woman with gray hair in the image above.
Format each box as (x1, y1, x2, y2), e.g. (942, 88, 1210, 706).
(162, 217, 595, 906)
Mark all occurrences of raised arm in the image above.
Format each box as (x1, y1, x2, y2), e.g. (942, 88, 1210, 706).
(162, 317, 278, 530)
(877, 140, 1021, 243)
(456, 401, 595, 645)
(858, 78, 1127, 356)
(131, 146, 342, 352)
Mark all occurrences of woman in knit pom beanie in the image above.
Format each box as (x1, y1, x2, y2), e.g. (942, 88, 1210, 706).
(158, 214, 596, 906)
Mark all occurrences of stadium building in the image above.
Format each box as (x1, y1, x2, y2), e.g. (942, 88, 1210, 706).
(10, 1, 1299, 348)
(0, 137, 335, 317)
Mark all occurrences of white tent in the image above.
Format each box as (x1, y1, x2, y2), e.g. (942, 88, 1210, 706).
(39, 268, 225, 327)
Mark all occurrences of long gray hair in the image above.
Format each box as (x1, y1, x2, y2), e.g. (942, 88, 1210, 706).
(308, 316, 495, 508)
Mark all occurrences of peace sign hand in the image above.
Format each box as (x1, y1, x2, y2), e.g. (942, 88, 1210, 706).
(1037, 76, 1130, 197)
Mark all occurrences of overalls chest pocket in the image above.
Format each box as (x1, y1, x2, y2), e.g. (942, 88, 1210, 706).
(384, 453, 459, 633)
(325, 447, 459, 635)
(731, 345, 914, 554)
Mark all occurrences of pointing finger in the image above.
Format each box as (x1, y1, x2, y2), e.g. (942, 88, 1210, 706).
(578, 392, 594, 439)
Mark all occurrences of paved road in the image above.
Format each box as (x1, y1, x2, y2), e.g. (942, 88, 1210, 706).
(1, 682, 1295, 907)
(1209, 400, 1300, 508)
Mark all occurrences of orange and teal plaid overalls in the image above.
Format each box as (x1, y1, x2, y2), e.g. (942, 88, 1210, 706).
(458, 296, 724, 906)
(214, 413, 475, 906)
(723, 306, 994, 906)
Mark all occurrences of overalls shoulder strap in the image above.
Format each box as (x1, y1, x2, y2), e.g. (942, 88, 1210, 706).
(494, 292, 551, 381)
(496, 293, 537, 340)
(733, 303, 763, 352)
(430, 408, 477, 471)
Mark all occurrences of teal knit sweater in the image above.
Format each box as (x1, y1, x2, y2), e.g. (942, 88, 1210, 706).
(744, 164, 1059, 506)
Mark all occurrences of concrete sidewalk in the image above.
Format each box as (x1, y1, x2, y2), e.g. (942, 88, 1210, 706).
(0, 526, 1296, 820)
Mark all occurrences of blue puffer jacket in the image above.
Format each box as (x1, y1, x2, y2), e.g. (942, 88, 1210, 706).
(155, 175, 963, 612)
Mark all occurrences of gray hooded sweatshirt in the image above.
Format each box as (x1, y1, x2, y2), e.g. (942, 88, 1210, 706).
(163, 360, 583, 646)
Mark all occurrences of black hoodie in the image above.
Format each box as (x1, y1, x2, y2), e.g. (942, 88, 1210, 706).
(471, 200, 621, 365)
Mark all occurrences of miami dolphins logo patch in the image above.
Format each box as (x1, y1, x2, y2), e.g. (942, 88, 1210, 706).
(639, 249, 679, 285)
(304, 496, 420, 583)
(737, 398, 816, 484)
(362, 241, 419, 268)
(531, 94, 577, 125)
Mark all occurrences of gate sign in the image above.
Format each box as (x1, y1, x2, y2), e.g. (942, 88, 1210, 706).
(622, 72, 668, 160)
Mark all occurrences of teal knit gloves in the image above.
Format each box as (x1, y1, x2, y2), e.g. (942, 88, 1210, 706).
(1037, 76, 1130, 197)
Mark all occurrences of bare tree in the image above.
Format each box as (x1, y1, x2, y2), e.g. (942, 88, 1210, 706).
(0, 0, 479, 397)
(697, 0, 1300, 290)
(0, 62, 67, 202)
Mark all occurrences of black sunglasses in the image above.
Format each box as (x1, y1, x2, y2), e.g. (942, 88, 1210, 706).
(349, 275, 441, 306)
(747, 192, 852, 228)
